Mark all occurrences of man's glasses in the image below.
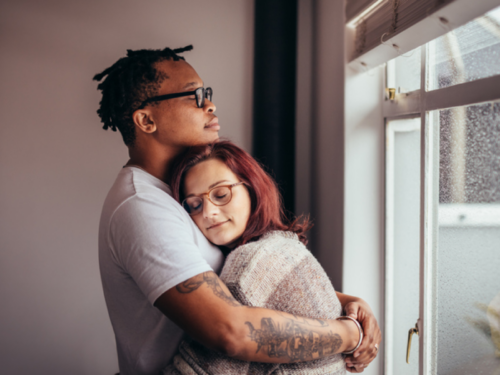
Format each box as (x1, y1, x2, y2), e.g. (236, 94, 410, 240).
(182, 182, 246, 216)
(139, 87, 213, 109)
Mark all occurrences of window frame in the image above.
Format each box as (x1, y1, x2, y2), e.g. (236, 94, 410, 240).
(382, 19, 500, 375)
(343, 1, 500, 374)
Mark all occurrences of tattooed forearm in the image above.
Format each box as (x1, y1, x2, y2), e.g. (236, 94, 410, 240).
(176, 272, 241, 307)
(202, 273, 241, 307)
(276, 311, 329, 327)
(245, 317, 342, 362)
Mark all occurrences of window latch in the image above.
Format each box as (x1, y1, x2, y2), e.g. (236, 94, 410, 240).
(386, 87, 396, 100)
(406, 321, 419, 364)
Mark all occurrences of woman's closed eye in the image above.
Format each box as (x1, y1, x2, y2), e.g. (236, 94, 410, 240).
(187, 198, 203, 211)
(211, 187, 228, 200)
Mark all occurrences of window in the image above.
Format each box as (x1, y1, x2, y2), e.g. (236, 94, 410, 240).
(384, 6, 500, 375)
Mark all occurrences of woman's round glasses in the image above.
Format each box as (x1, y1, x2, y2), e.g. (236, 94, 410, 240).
(182, 182, 245, 216)
(139, 87, 212, 109)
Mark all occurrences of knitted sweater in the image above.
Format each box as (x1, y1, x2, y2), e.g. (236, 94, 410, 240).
(164, 231, 346, 375)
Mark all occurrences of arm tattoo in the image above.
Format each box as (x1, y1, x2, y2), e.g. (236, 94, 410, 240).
(175, 274, 205, 293)
(276, 311, 329, 327)
(176, 272, 240, 307)
(245, 317, 342, 362)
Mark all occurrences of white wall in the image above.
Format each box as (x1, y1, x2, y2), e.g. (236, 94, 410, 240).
(0, 1, 254, 374)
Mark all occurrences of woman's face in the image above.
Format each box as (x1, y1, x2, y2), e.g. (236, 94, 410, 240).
(183, 158, 252, 247)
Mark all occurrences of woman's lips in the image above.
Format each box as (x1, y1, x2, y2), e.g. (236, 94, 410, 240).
(205, 117, 220, 130)
(207, 220, 229, 230)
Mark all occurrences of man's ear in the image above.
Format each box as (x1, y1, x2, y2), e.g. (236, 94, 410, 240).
(132, 109, 157, 134)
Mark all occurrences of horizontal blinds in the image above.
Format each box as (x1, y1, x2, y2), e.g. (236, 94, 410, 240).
(346, 0, 379, 23)
(350, 0, 455, 61)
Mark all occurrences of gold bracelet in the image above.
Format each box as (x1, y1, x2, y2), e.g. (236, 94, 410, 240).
(336, 316, 364, 355)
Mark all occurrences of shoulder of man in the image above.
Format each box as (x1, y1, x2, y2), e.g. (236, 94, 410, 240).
(99, 169, 199, 268)
(103, 168, 189, 227)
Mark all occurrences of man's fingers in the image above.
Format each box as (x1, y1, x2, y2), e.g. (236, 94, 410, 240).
(359, 315, 375, 334)
(348, 338, 380, 364)
(344, 302, 359, 319)
(347, 329, 379, 363)
(356, 336, 374, 354)
(343, 298, 381, 370)
(345, 354, 370, 365)
(353, 332, 374, 359)
(352, 344, 379, 365)
(351, 352, 375, 365)
(355, 313, 381, 361)
(346, 363, 365, 373)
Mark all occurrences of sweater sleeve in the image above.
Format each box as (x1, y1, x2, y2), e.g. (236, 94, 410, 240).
(220, 232, 346, 375)
(221, 232, 343, 320)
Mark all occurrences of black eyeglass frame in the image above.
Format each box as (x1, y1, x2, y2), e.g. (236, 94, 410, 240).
(182, 182, 246, 216)
(139, 87, 212, 109)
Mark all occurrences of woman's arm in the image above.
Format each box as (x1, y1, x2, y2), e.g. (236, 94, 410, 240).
(155, 271, 360, 363)
(336, 292, 382, 372)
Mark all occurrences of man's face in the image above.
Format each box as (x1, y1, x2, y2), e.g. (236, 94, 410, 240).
(146, 59, 220, 148)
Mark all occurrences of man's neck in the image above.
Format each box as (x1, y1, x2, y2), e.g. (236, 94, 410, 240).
(126, 143, 185, 183)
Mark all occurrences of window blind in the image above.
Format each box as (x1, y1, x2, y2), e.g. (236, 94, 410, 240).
(349, 0, 455, 61)
(346, 0, 379, 23)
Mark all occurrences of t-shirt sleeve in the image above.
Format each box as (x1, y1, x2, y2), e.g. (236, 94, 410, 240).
(108, 193, 213, 305)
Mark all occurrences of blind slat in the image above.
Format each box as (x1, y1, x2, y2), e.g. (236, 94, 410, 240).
(346, 0, 379, 22)
(351, 0, 455, 61)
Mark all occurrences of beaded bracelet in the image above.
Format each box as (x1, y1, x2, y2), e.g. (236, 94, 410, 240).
(336, 316, 364, 355)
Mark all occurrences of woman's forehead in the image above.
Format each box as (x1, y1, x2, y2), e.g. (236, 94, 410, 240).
(184, 159, 238, 194)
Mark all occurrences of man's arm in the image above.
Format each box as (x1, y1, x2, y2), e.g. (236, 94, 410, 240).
(155, 271, 361, 363)
(336, 292, 382, 372)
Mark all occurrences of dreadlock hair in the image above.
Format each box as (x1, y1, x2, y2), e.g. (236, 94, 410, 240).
(93, 45, 193, 146)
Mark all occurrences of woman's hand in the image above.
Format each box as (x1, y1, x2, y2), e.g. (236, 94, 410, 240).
(336, 293, 381, 372)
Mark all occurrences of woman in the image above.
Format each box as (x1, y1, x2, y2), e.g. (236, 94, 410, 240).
(164, 141, 364, 374)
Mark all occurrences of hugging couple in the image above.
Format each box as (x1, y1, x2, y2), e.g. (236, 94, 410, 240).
(96, 46, 381, 375)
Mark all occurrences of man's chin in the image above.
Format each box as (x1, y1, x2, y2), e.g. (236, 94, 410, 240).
(202, 132, 220, 144)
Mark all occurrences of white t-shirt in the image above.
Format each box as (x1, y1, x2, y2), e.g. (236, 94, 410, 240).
(98, 167, 224, 375)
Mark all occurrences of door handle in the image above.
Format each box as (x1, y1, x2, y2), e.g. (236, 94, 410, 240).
(406, 322, 419, 364)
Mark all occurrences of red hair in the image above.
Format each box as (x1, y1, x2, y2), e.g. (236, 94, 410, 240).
(169, 140, 311, 247)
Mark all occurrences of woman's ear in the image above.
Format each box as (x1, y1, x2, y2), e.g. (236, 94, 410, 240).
(132, 109, 157, 134)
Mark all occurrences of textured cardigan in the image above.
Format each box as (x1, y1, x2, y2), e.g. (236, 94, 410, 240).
(164, 231, 346, 375)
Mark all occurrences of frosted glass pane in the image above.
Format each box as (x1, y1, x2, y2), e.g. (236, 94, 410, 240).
(428, 5, 500, 91)
(434, 101, 500, 375)
(387, 47, 421, 94)
(386, 118, 420, 375)
(439, 102, 500, 203)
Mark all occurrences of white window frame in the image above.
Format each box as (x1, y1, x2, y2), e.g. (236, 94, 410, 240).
(384, 16, 500, 375)
(384, 116, 421, 375)
(345, 0, 500, 374)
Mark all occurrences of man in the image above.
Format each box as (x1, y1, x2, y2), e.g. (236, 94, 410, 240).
(95, 46, 381, 375)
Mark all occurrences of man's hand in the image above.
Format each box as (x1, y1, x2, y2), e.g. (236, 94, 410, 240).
(336, 293, 381, 373)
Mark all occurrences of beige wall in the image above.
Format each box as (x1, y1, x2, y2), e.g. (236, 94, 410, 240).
(0, 1, 254, 373)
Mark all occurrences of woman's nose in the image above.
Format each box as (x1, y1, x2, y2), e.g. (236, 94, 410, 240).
(202, 198, 219, 218)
